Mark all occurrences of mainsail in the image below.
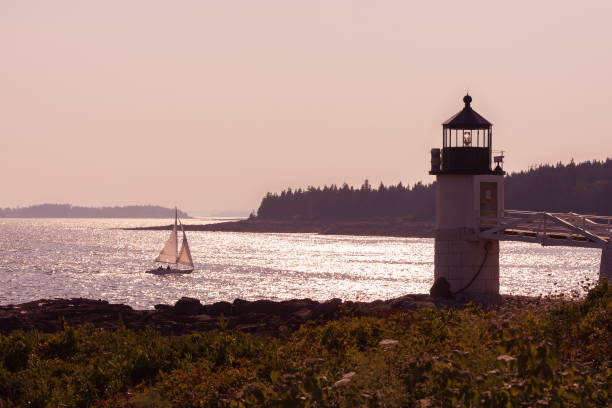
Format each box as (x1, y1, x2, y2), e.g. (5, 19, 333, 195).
(177, 221, 194, 267)
(153, 208, 194, 269)
(155, 220, 178, 263)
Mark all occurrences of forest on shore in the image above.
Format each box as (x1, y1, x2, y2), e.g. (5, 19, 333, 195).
(256, 158, 612, 220)
(0, 204, 190, 219)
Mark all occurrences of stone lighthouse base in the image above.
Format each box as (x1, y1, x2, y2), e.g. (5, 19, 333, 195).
(434, 228, 501, 304)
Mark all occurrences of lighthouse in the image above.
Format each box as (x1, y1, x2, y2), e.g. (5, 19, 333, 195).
(430, 95, 504, 303)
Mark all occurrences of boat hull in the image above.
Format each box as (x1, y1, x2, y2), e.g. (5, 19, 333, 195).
(146, 267, 194, 275)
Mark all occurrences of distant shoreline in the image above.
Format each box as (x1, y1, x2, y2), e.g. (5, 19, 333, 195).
(0, 216, 192, 219)
(0, 204, 191, 219)
(123, 218, 435, 238)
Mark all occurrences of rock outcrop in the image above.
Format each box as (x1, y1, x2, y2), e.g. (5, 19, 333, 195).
(0, 293, 523, 336)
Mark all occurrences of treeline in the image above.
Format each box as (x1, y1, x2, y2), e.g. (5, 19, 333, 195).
(257, 180, 435, 220)
(505, 158, 612, 215)
(256, 158, 612, 220)
(0, 204, 190, 219)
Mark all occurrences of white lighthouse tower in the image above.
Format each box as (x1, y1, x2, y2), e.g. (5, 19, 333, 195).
(430, 95, 504, 303)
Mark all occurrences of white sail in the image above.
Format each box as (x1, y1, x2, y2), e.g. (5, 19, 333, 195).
(177, 227, 194, 268)
(155, 211, 178, 263)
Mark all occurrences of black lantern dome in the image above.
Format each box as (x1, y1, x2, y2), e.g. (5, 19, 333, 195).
(431, 94, 498, 175)
(443, 94, 491, 130)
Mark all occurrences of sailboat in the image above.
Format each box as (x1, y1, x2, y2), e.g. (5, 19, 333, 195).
(146, 208, 194, 274)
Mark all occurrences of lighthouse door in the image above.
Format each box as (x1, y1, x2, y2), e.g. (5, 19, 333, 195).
(479, 182, 498, 227)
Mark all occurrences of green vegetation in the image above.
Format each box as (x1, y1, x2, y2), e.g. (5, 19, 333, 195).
(1, 284, 611, 407)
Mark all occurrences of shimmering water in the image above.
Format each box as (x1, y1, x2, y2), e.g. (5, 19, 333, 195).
(0, 218, 601, 309)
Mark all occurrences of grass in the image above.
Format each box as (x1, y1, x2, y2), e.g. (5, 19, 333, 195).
(0, 282, 611, 407)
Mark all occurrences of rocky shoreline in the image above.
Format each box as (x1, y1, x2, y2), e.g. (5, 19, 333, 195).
(0, 294, 555, 337)
(123, 218, 435, 238)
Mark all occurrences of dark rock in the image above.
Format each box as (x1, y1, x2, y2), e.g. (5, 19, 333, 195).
(0, 316, 23, 332)
(311, 298, 342, 319)
(202, 301, 232, 316)
(191, 314, 213, 322)
(1, 291, 522, 337)
(292, 308, 312, 320)
(430, 277, 453, 298)
(232, 298, 250, 315)
(234, 312, 270, 325)
(235, 323, 267, 332)
(386, 295, 416, 310)
(232, 298, 319, 317)
(278, 299, 318, 316)
(173, 297, 203, 315)
(234, 299, 279, 316)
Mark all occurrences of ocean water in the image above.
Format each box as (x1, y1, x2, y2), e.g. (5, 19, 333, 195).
(0, 218, 602, 309)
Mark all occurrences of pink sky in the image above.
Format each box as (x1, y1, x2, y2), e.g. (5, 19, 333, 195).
(1, 1, 611, 214)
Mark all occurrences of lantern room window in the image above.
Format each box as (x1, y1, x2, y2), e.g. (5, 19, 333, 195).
(442, 128, 492, 148)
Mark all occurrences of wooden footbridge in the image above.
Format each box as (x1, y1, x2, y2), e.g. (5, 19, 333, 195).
(478, 210, 611, 249)
(478, 210, 612, 281)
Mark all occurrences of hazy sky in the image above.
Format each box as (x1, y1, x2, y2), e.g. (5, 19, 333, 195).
(2, 1, 611, 214)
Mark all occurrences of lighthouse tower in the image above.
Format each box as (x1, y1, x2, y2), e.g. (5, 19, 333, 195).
(430, 95, 504, 303)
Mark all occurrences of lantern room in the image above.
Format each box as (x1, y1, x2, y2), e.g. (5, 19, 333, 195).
(430, 95, 502, 175)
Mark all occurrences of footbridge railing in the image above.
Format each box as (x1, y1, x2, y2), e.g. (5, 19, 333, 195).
(478, 210, 612, 248)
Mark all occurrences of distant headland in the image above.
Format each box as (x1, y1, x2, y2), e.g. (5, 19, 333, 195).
(0, 204, 190, 219)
